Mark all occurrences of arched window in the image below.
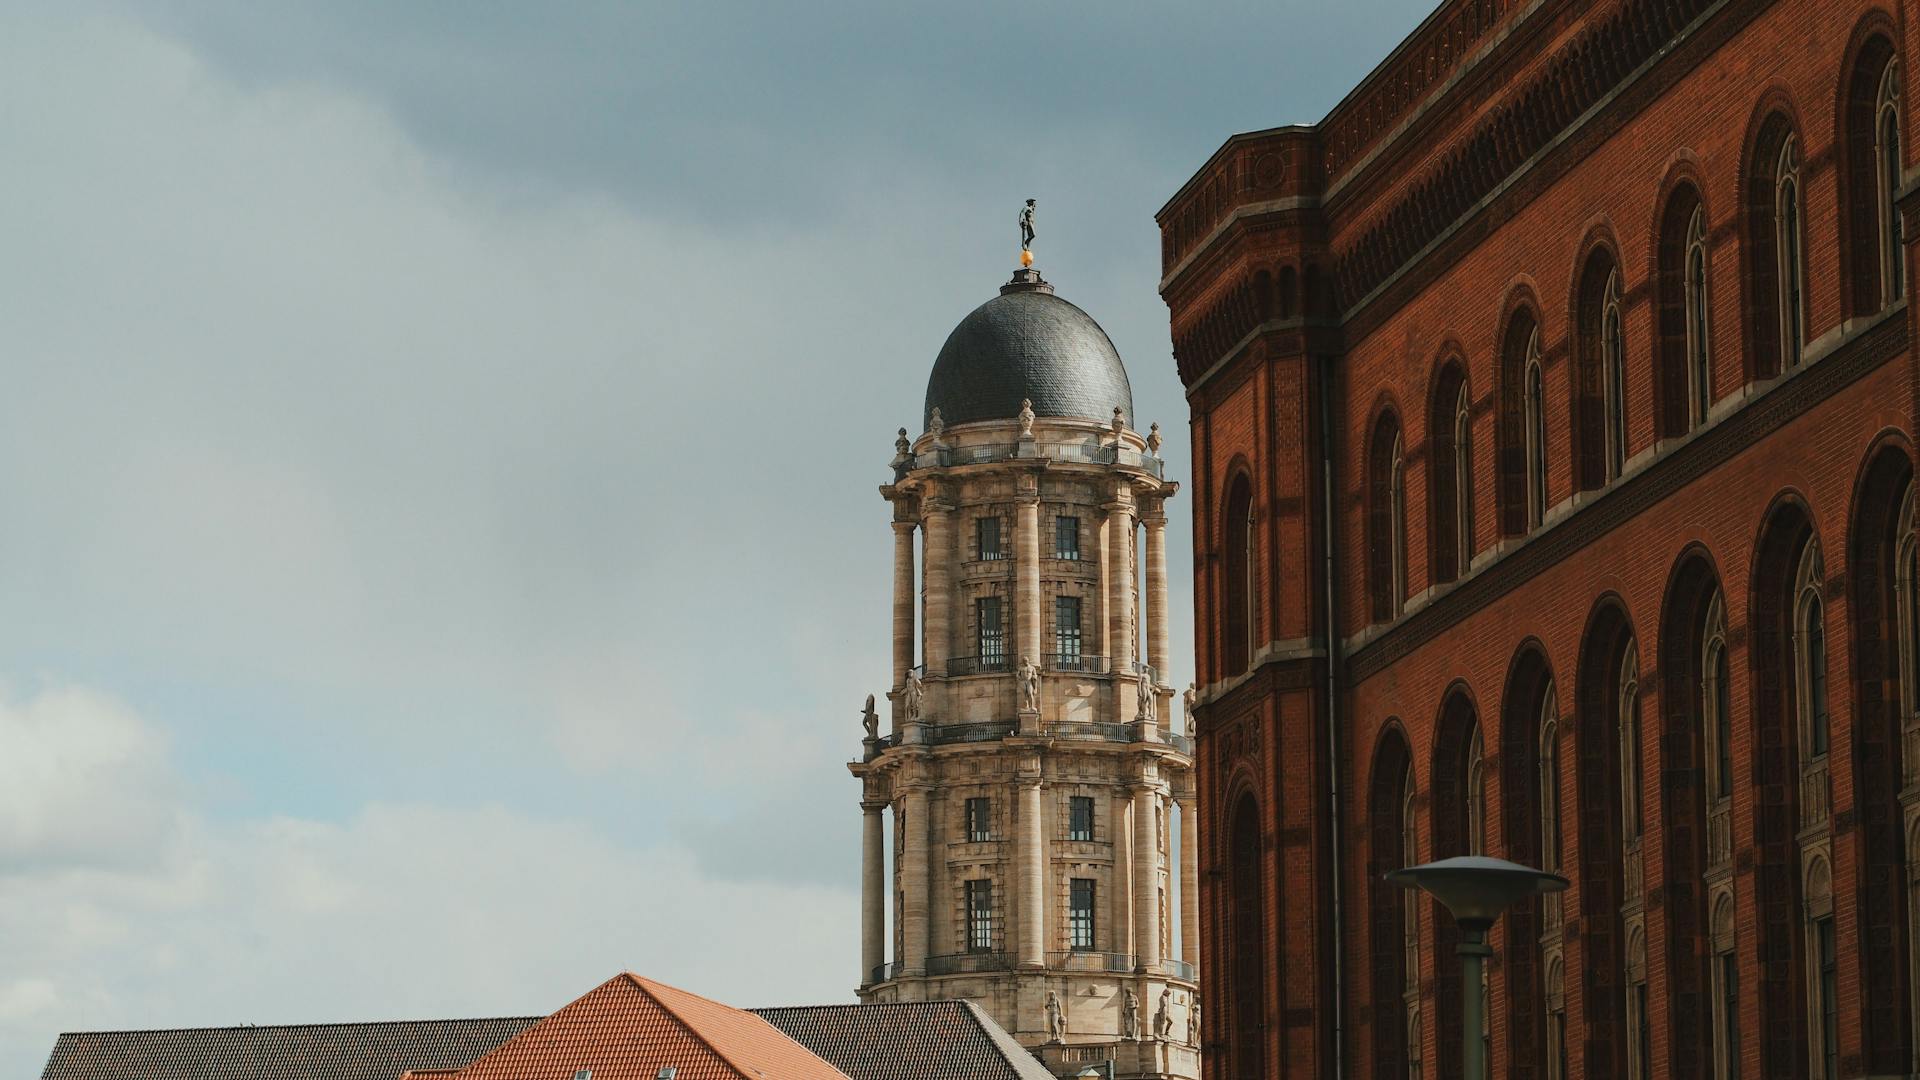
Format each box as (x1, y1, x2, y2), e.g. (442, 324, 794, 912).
(1526, 333, 1548, 527)
(1797, 539, 1830, 762)
(1776, 136, 1806, 370)
(1576, 603, 1637, 1076)
(1576, 247, 1627, 490)
(1705, 591, 1733, 802)
(1546, 957, 1569, 1080)
(1430, 362, 1473, 584)
(1688, 208, 1713, 424)
(1663, 556, 1727, 1075)
(1604, 271, 1627, 478)
(1222, 474, 1255, 677)
(1807, 856, 1838, 1080)
(1747, 115, 1804, 379)
(1403, 766, 1423, 1080)
(1467, 724, 1490, 1066)
(1712, 894, 1740, 1080)
(1228, 795, 1266, 1079)
(1621, 650, 1645, 845)
(1369, 412, 1407, 622)
(1454, 383, 1474, 573)
(1498, 308, 1541, 537)
(1878, 61, 1904, 304)
(1540, 687, 1564, 878)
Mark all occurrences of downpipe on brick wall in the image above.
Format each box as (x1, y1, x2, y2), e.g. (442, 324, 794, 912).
(1320, 351, 1347, 1080)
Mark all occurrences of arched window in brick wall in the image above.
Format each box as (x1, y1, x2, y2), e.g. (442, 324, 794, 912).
(1750, 500, 1818, 1071)
(1844, 34, 1903, 316)
(1430, 361, 1473, 583)
(1370, 730, 1417, 1080)
(1657, 185, 1714, 436)
(1575, 247, 1628, 489)
(1618, 646, 1650, 1080)
(1227, 793, 1267, 1080)
(1431, 694, 1481, 1080)
(1369, 411, 1408, 622)
(1497, 308, 1545, 536)
(1849, 445, 1917, 1072)
(1746, 114, 1807, 378)
(1501, 647, 1556, 1080)
(1575, 601, 1636, 1079)
(1222, 473, 1255, 677)
(1658, 553, 1726, 1077)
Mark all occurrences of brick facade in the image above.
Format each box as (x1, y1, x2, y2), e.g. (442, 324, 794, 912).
(1158, 2, 1920, 1078)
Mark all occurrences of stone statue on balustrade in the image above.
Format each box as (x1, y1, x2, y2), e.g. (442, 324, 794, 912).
(1018, 397, 1035, 439)
(1018, 655, 1040, 713)
(1187, 995, 1201, 1046)
(1137, 672, 1156, 724)
(902, 668, 924, 724)
(861, 694, 878, 740)
(1154, 988, 1174, 1039)
(1121, 988, 1141, 1040)
(1182, 683, 1198, 737)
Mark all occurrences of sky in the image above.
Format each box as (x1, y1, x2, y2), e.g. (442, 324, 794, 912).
(1, 1, 1433, 1072)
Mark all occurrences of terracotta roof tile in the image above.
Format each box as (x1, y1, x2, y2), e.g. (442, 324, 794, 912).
(39, 1017, 541, 1080)
(414, 974, 849, 1080)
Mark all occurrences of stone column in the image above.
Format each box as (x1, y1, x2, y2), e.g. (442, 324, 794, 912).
(922, 499, 952, 676)
(900, 784, 930, 975)
(1016, 486, 1042, 667)
(1106, 490, 1137, 677)
(892, 520, 917, 689)
(1178, 792, 1199, 971)
(862, 800, 886, 983)
(1018, 764, 1047, 968)
(1143, 502, 1170, 686)
(1133, 781, 1162, 968)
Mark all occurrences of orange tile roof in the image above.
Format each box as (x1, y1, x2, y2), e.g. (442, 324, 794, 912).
(402, 974, 849, 1080)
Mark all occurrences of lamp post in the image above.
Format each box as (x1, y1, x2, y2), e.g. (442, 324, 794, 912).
(1386, 855, 1568, 1080)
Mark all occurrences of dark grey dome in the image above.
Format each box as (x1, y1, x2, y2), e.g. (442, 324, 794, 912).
(924, 271, 1134, 429)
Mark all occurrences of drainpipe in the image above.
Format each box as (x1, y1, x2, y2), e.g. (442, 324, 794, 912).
(1320, 350, 1348, 1080)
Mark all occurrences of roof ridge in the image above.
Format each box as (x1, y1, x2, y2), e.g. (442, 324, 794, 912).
(52, 1017, 544, 1038)
(631, 976, 848, 1080)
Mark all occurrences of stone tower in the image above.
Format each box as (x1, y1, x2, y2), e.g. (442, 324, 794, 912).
(850, 266, 1199, 1080)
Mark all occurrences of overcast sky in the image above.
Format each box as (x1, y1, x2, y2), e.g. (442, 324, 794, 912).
(2, 1, 1433, 1072)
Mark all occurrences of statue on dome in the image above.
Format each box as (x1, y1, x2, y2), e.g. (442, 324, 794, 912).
(1137, 671, 1156, 723)
(894, 428, 911, 458)
(902, 667, 924, 724)
(1147, 422, 1162, 455)
(928, 407, 945, 439)
(1018, 398, 1035, 439)
(1019, 199, 1036, 252)
(1182, 682, 1198, 736)
(1111, 406, 1126, 437)
(861, 694, 878, 740)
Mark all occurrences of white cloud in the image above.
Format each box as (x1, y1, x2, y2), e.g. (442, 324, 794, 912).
(0, 682, 854, 1076)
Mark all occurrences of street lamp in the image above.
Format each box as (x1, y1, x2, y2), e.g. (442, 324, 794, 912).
(1386, 854, 1568, 1080)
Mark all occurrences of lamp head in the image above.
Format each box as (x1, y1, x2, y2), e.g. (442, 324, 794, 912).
(1385, 855, 1569, 932)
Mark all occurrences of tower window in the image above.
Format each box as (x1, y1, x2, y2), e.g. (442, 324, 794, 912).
(1069, 878, 1096, 949)
(1054, 596, 1083, 665)
(965, 879, 995, 953)
(977, 596, 1005, 667)
(1068, 796, 1094, 841)
(976, 516, 1005, 561)
(1816, 916, 1837, 1080)
(1055, 515, 1081, 560)
(966, 797, 991, 843)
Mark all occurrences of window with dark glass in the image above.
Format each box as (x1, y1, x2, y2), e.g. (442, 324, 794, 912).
(1055, 596, 1082, 665)
(1715, 644, 1734, 799)
(966, 797, 991, 843)
(1055, 515, 1080, 560)
(1808, 595, 1829, 756)
(1069, 878, 1096, 949)
(976, 516, 1004, 560)
(1818, 917, 1838, 1080)
(1721, 953, 1740, 1080)
(965, 879, 994, 952)
(1069, 796, 1094, 841)
(977, 596, 1005, 666)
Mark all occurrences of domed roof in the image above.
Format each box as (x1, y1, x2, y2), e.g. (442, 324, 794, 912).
(924, 270, 1134, 430)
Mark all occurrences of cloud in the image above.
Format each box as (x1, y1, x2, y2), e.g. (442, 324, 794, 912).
(0, 682, 854, 1076)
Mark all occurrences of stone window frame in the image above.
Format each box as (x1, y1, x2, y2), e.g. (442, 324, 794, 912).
(1805, 855, 1838, 1080)
(963, 876, 999, 954)
(1067, 876, 1097, 950)
(1602, 267, 1628, 479)
(1453, 379, 1475, 577)
(1776, 135, 1807, 371)
(964, 795, 993, 844)
(1710, 891, 1740, 1080)
(1524, 329, 1548, 529)
(1878, 59, 1905, 307)
(1686, 206, 1714, 427)
(1401, 763, 1423, 1074)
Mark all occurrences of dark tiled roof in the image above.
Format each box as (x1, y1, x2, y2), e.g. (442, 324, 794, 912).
(40, 1017, 542, 1080)
(753, 1001, 1056, 1080)
(923, 273, 1134, 429)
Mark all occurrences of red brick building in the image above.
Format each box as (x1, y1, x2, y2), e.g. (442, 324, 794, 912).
(1157, 2, 1919, 1078)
